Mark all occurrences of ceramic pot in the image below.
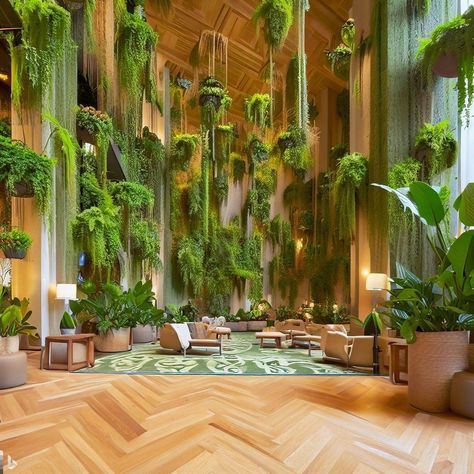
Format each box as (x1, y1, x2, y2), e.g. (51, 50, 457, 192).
(60, 328, 76, 335)
(132, 325, 155, 344)
(94, 327, 131, 353)
(0, 335, 20, 354)
(3, 248, 26, 259)
(408, 331, 469, 413)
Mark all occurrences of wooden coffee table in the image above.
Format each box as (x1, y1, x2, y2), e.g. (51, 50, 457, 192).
(256, 331, 286, 348)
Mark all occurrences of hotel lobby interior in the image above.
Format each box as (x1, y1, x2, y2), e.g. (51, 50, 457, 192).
(0, 0, 474, 472)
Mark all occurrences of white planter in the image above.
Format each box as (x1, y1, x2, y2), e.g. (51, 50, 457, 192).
(132, 325, 155, 344)
(0, 335, 20, 354)
(60, 328, 76, 335)
(247, 321, 267, 331)
(408, 331, 469, 413)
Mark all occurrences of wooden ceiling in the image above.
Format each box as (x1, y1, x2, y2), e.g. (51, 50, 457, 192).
(146, 0, 353, 125)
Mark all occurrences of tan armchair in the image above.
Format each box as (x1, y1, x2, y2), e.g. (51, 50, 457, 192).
(159, 323, 222, 356)
(320, 324, 347, 353)
(275, 319, 306, 333)
(323, 331, 374, 369)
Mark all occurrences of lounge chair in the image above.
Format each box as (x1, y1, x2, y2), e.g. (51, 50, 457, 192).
(324, 330, 374, 369)
(160, 323, 222, 356)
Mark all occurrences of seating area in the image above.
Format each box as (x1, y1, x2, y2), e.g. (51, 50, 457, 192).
(1, 0, 474, 471)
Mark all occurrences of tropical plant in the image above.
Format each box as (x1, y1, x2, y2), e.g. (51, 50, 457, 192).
(417, 6, 474, 123)
(275, 305, 295, 321)
(170, 133, 200, 170)
(0, 136, 54, 215)
(60, 311, 76, 329)
(0, 229, 32, 255)
(335, 153, 368, 242)
(414, 121, 457, 180)
(326, 44, 352, 81)
(374, 181, 474, 343)
(244, 93, 271, 129)
(0, 298, 37, 338)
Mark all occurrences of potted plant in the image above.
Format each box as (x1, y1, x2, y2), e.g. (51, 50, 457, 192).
(199, 77, 232, 128)
(375, 181, 474, 413)
(0, 229, 32, 260)
(70, 282, 132, 353)
(0, 136, 54, 215)
(0, 297, 37, 354)
(225, 310, 248, 332)
(244, 93, 271, 129)
(60, 311, 77, 335)
(417, 7, 474, 122)
(325, 44, 352, 81)
(248, 135, 270, 164)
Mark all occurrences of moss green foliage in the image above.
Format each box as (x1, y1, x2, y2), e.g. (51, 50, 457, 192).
(170, 133, 200, 171)
(215, 124, 235, 165)
(326, 44, 352, 81)
(278, 125, 311, 176)
(388, 158, 421, 235)
(244, 93, 271, 129)
(329, 143, 349, 164)
(116, 11, 158, 105)
(414, 121, 457, 180)
(43, 112, 78, 187)
(410, 0, 430, 14)
(199, 77, 232, 128)
(231, 153, 246, 182)
(214, 174, 229, 202)
(248, 135, 271, 165)
(417, 6, 474, 123)
(177, 235, 205, 295)
(71, 194, 122, 276)
(83, 0, 97, 52)
(0, 229, 32, 253)
(311, 256, 349, 302)
(341, 18, 355, 50)
(335, 153, 368, 243)
(0, 119, 11, 138)
(80, 172, 104, 211)
(0, 136, 54, 215)
(249, 162, 277, 226)
(10, 0, 74, 111)
(109, 181, 154, 212)
(130, 217, 162, 271)
(252, 0, 293, 50)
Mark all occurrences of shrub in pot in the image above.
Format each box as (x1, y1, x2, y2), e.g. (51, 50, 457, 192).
(60, 311, 77, 335)
(376, 181, 474, 412)
(0, 228, 32, 260)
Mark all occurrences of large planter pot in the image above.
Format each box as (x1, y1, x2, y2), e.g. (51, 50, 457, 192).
(247, 321, 267, 331)
(94, 328, 131, 353)
(0, 335, 20, 354)
(132, 325, 155, 344)
(0, 351, 27, 389)
(225, 321, 248, 332)
(432, 53, 458, 78)
(3, 248, 26, 259)
(408, 331, 469, 413)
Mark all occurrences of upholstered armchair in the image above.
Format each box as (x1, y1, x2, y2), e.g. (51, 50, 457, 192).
(323, 331, 374, 369)
(320, 324, 347, 353)
(274, 319, 306, 333)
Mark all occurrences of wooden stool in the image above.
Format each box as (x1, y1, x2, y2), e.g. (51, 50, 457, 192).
(389, 342, 408, 385)
(44, 334, 95, 371)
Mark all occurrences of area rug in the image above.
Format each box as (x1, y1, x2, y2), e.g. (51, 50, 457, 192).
(76, 332, 372, 376)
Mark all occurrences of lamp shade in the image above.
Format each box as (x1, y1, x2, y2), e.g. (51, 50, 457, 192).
(366, 273, 389, 291)
(56, 283, 77, 300)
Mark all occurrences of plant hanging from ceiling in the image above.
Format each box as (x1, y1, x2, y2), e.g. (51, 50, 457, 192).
(278, 125, 311, 177)
(244, 93, 271, 130)
(231, 153, 246, 182)
(130, 217, 162, 272)
(247, 134, 271, 165)
(170, 133, 200, 171)
(414, 121, 457, 180)
(417, 6, 474, 124)
(326, 45, 352, 81)
(9, 0, 74, 111)
(198, 77, 232, 128)
(341, 18, 356, 50)
(0, 136, 54, 216)
(252, 0, 293, 126)
(335, 152, 368, 243)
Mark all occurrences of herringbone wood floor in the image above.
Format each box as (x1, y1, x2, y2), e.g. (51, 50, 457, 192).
(1, 352, 473, 473)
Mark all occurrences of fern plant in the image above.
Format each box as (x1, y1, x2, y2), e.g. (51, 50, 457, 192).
(170, 133, 200, 171)
(326, 44, 352, 81)
(244, 93, 271, 129)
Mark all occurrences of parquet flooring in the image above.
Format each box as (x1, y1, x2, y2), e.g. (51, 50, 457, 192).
(0, 351, 473, 473)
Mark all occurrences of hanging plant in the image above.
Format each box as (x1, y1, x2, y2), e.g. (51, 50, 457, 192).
(214, 174, 229, 202)
(198, 77, 232, 128)
(244, 93, 271, 129)
(0, 228, 33, 260)
(80, 172, 105, 211)
(108, 181, 154, 214)
(341, 18, 356, 50)
(248, 135, 271, 165)
(248, 163, 277, 225)
(215, 124, 235, 165)
(414, 121, 457, 180)
(231, 153, 246, 182)
(130, 217, 162, 271)
(326, 44, 352, 81)
(0, 136, 54, 215)
(417, 6, 474, 123)
(335, 152, 368, 243)
(10, 0, 74, 111)
(177, 234, 205, 296)
(278, 126, 311, 176)
(71, 195, 122, 275)
(329, 143, 349, 163)
(170, 133, 200, 171)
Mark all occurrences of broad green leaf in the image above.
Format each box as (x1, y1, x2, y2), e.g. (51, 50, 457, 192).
(396, 262, 422, 286)
(372, 184, 422, 220)
(408, 182, 446, 226)
(454, 183, 474, 226)
(400, 319, 417, 343)
(447, 230, 474, 283)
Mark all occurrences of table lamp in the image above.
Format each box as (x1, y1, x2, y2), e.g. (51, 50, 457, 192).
(56, 283, 77, 313)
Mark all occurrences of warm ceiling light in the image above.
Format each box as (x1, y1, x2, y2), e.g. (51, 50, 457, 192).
(0, 73, 9, 82)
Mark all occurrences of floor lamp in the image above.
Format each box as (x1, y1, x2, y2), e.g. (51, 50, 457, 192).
(366, 273, 389, 375)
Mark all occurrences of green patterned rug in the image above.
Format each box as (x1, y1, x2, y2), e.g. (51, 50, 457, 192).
(77, 332, 370, 376)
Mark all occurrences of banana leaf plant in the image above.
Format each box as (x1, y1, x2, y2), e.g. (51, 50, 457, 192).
(0, 297, 38, 338)
(373, 181, 474, 342)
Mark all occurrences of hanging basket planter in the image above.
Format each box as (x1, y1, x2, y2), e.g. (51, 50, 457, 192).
(249, 137, 270, 164)
(13, 181, 35, 198)
(198, 93, 222, 109)
(278, 135, 295, 153)
(3, 248, 27, 260)
(432, 52, 459, 78)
